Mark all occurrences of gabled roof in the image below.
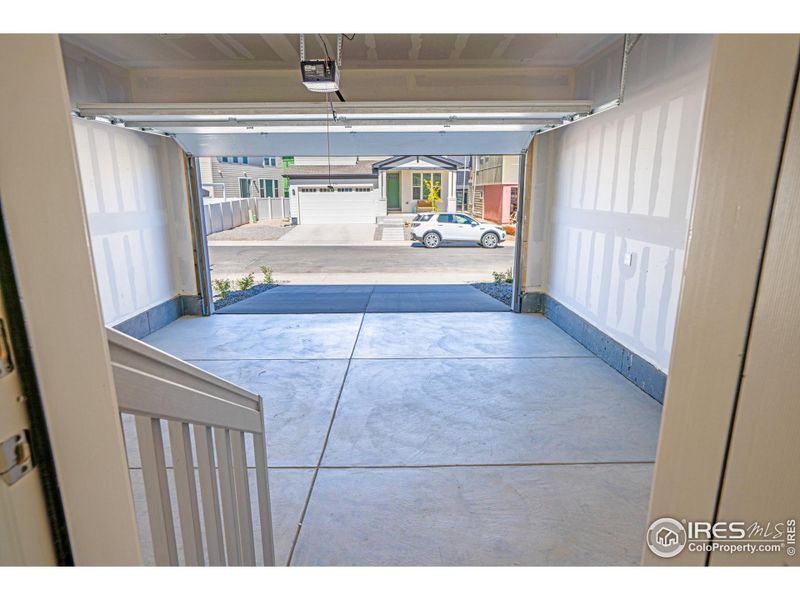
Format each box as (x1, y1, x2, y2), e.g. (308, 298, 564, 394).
(285, 160, 378, 179)
(372, 155, 461, 172)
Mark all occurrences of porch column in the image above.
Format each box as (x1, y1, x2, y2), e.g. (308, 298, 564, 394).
(446, 170, 457, 212)
(378, 170, 387, 217)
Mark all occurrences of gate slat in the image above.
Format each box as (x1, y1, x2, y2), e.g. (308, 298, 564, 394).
(168, 420, 205, 566)
(135, 416, 178, 566)
(194, 424, 225, 565)
(230, 430, 256, 565)
(253, 431, 276, 566)
(214, 427, 241, 565)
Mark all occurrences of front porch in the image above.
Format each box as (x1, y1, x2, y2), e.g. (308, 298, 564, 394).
(130, 309, 662, 565)
(375, 156, 460, 214)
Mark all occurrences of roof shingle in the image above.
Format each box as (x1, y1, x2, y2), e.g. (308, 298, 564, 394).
(285, 160, 377, 178)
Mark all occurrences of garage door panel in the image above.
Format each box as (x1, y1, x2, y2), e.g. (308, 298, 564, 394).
(299, 191, 379, 224)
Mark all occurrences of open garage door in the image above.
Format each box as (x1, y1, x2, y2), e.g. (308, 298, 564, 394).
(75, 100, 594, 156)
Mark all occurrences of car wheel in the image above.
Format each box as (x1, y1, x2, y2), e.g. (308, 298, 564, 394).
(423, 231, 441, 248)
(481, 232, 499, 248)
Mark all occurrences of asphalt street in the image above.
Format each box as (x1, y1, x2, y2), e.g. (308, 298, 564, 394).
(209, 243, 514, 284)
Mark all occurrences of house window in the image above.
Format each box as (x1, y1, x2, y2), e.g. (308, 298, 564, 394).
(259, 179, 274, 198)
(262, 157, 277, 167)
(412, 172, 442, 201)
(239, 177, 253, 197)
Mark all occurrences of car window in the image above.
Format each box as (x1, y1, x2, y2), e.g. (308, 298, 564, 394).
(454, 214, 474, 225)
(437, 214, 453, 223)
(420, 214, 433, 221)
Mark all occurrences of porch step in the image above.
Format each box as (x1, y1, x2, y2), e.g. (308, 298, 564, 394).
(378, 214, 414, 224)
(381, 224, 406, 241)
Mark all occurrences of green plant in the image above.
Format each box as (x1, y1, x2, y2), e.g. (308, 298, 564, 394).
(259, 265, 274, 284)
(423, 178, 442, 212)
(213, 278, 232, 299)
(236, 273, 255, 291)
(492, 268, 513, 284)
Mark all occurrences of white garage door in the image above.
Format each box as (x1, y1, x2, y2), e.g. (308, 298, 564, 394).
(298, 191, 379, 224)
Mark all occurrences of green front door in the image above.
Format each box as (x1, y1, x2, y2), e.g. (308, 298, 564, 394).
(386, 172, 401, 211)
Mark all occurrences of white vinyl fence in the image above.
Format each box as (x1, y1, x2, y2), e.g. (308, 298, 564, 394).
(204, 197, 290, 234)
(257, 197, 291, 220)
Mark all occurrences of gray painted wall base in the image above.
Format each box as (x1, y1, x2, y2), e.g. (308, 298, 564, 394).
(520, 291, 667, 403)
(114, 294, 202, 339)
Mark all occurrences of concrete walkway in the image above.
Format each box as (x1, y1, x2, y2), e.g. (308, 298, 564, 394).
(279, 223, 377, 244)
(215, 284, 510, 314)
(136, 311, 662, 566)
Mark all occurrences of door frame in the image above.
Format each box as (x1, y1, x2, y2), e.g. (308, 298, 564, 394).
(643, 34, 800, 565)
(0, 34, 141, 565)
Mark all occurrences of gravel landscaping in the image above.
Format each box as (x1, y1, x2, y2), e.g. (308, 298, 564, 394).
(208, 221, 293, 241)
(214, 283, 279, 310)
(471, 282, 513, 307)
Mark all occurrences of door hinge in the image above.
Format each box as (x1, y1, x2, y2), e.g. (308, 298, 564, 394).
(1, 430, 33, 485)
(0, 319, 14, 378)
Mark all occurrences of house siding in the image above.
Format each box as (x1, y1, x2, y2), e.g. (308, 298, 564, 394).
(201, 157, 284, 198)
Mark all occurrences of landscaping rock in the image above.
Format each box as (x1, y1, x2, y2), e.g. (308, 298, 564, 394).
(214, 283, 279, 310)
(471, 282, 513, 307)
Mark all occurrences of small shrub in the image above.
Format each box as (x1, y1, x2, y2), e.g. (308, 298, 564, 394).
(213, 279, 232, 299)
(236, 273, 255, 291)
(492, 268, 513, 284)
(259, 265, 274, 284)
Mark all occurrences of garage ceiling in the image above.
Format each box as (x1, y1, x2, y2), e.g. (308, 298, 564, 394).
(62, 33, 619, 70)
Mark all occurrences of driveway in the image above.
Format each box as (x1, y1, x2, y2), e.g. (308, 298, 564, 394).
(208, 244, 514, 284)
(215, 284, 510, 314)
(279, 224, 376, 244)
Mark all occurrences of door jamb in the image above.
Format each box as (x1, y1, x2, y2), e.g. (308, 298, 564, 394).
(185, 155, 214, 316)
(512, 151, 528, 312)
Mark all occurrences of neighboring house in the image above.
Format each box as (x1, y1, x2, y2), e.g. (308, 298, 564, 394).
(469, 155, 520, 224)
(278, 155, 470, 225)
(285, 156, 382, 224)
(372, 155, 460, 214)
(198, 155, 287, 199)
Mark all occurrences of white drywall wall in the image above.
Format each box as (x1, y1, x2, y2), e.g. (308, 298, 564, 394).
(73, 118, 196, 324)
(528, 35, 712, 372)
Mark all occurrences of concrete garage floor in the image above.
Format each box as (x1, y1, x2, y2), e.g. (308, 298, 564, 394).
(141, 311, 662, 566)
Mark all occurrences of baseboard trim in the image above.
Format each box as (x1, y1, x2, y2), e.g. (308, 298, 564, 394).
(520, 291, 667, 403)
(114, 294, 201, 339)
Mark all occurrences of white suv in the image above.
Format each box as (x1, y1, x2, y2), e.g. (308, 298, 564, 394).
(411, 212, 507, 248)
